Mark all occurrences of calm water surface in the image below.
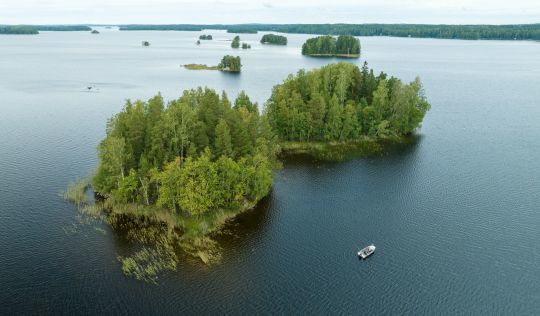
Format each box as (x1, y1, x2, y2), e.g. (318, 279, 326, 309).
(1, 28, 539, 315)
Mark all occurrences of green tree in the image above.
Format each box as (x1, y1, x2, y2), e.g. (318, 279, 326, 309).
(231, 36, 240, 48)
(214, 119, 233, 157)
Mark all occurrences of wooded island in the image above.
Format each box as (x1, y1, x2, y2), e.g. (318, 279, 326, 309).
(302, 35, 360, 57)
(260, 34, 288, 45)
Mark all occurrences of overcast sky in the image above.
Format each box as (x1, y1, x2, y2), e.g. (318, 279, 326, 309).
(1, 0, 539, 25)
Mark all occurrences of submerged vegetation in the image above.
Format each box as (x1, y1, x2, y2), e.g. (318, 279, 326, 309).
(260, 34, 288, 45)
(265, 62, 430, 148)
(302, 35, 360, 57)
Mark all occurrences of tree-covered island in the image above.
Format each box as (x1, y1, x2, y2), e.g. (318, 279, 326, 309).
(231, 35, 241, 48)
(199, 34, 213, 40)
(260, 34, 288, 45)
(66, 62, 429, 281)
(183, 55, 241, 72)
(302, 35, 361, 58)
(266, 62, 430, 158)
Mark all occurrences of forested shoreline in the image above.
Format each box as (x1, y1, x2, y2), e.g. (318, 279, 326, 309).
(117, 23, 540, 40)
(7, 23, 540, 40)
(0, 25, 91, 34)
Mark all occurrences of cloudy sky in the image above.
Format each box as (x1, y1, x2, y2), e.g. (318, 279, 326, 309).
(1, 0, 539, 25)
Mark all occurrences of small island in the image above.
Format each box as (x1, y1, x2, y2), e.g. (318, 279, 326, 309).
(242, 42, 251, 49)
(72, 88, 277, 280)
(91, 29, 100, 34)
(183, 55, 241, 72)
(218, 55, 242, 72)
(301, 35, 360, 58)
(265, 62, 430, 158)
(260, 34, 287, 45)
(199, 34, 213, 40)
(231, 36, 240, 48)
(142, 41, 150, 46)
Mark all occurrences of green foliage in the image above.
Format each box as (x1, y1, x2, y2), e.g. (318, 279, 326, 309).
(302, 35, 360, 57)
(93, 88, 278, 217)
(241, 42, 251, 49)
(260, 34, 287, 45)
(218, 55, 242, 72)
(265, 62, 430, 142)
(0, 25, 38, 34)
(183, 64, 219, 70)
(227, 27, 257, 34)
(199, 34, 213, 40)
(119, 24, 540, 40)
(63, 178, 90, 206)
(231, 36, 241, 48)
(36, 25, 91, 31)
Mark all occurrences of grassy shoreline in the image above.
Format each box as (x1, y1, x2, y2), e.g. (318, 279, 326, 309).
(182, 64, 219, 70)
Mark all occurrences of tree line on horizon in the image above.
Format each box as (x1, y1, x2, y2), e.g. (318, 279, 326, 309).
(117, 23, 540, 40)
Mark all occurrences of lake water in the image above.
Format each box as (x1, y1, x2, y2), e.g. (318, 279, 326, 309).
(1, 28, 540, 315)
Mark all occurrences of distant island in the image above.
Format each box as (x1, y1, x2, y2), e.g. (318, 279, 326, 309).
(183, 55, 241, 72)
(302, 35, 360, 58)
(0, 25, 91, 34)
(116, 23, 540, 41)
(242, 42, 251, 49)
(260, 34, 287, 45)
(199, 34, 213, 40)
(266, 62, 430, 158)
(231, 36, 240, 48)
(142, 41, 150, 46)
(91, 29, 100, 34)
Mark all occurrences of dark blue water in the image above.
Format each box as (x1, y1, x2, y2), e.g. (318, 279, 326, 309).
(1, 28, 539, 314)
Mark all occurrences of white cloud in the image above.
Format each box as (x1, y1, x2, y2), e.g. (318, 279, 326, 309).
(0, 0, 539, 24)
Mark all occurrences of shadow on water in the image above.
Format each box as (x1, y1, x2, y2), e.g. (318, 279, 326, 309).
(213, 191, 274, 250)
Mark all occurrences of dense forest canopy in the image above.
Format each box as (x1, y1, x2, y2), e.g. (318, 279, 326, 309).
(0, 25, 92, 34)
(117, 23, 540, 40)
(231, 36, 241, 48)
(265, 62, 430, 142)
(36, 25, 91, 31)
(260, 34, 288, 45)
(93, 89, 279, 216)
(0, 25, 38, 34)
(227, 26, 258, 34)
(218, 55, 242, 72)
(302, 35, 360, 57)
